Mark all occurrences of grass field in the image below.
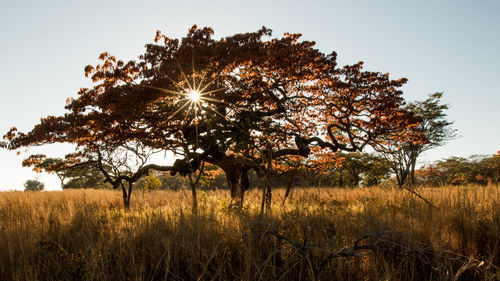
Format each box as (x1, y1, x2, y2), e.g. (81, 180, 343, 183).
(0, 185, 499, 280)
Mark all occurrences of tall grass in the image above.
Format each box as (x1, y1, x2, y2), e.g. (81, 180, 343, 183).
(0, 185, 499, 280)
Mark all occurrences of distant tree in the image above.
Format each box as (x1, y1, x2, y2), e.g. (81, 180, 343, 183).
(24, 179, 44, 191)
(333, 152, 369, 187)
(22, 155, 68, 187)
(362, 155, 392, 186)
(376, 93, 456, 187)
(434, 156, 474, 185)
(405, 93, 457, 184)
(414, 164, 445, 186)
(325, 152, 391, 187)
(485, 151, 500, 184)
(63, 170, 112, 189)
(22, 155, 112, 189)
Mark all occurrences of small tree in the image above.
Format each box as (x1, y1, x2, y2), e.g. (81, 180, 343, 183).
(486, 151, 500, 184)
(376, 93, 456, 187)
(22, 155, 112, 189)
(24, 179, 44, 191)
(405, 92, 457, 185)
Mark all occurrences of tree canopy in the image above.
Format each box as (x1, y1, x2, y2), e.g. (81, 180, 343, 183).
(4, 26, 419, 206)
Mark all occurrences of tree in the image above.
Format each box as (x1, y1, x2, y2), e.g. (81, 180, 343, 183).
(21, 155, 112, 189)
(320, 152, 391, 187)
(376, 92, 455, 187)
(24, 179, 44, 191)
(4, 26, 418, 207)
(486, 151, 500, 184)
(361, 154, 392, 186)
(62, 166, 112, 189)
(22, 156, 69, 187)
(83, 141, 181, 208)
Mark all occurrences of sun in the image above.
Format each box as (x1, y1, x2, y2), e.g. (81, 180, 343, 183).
(187, 90, 201, 103)
(133, 64, 231, 149)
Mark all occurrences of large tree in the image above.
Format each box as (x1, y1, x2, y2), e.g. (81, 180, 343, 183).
(4, 26, 417, 206)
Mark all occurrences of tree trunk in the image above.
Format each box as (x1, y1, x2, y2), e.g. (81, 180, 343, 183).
(120, 182, 130, 209)
(409, 156, 417, 186)
(354, 173, 360, 187)
(188, 160, 205, 214)
(260, 186, 266, 216)
(126, 182, 133, 209)
(398, 171, 408, 188)
(57, 175, 65, 190)
(189, 179, 198, 213)
(260, 176, 273, 215)
(265, 184, 272, 210)
(230, 181, 244, 208)
(282, 175, 295, 204)
(264, 176, 272, 210)
(225, 167, 249, 208)
(339, 168, 343, 187)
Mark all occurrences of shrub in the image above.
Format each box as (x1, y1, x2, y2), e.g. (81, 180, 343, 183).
(23, 179, 44, 191)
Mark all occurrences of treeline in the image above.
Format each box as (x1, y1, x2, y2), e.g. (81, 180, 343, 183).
(415, 152, 500, 186)
(260, 151, 500, 188)
(271, 151, 500, 188)
(53, 150, 499, 191)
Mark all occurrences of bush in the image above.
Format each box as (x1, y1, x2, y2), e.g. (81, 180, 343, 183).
(23, 179, 45, 191)
(136, 175, 162, 191)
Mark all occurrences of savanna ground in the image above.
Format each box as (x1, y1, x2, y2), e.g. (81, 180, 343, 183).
(0, 185, 499, 281)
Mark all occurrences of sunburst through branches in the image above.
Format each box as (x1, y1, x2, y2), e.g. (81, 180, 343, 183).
(137, 64, 234, 150)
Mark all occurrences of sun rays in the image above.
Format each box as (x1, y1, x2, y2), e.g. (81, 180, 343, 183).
(138, 63, 237, 149)
(129, 59, 248, 152)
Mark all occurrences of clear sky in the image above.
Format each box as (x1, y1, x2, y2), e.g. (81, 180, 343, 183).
(1, 0, 499, 191)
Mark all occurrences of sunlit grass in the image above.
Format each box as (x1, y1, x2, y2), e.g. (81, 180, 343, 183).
(0, 185, 499, 280)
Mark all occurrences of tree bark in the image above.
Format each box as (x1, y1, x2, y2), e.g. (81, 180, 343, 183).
(230, 182, 244, 208)
(409, 155, 417, 186)
(120, 182, 129, 209)
(191, 184, 198, 213)
(260, 176, 273, 215)
(188, 172, 199, 213)
(397, 170, 408, 188)
(264, 176, 272, 210)
(339, 167, 343, 187)
(260, 186, 266, 216)
(126, 181, 133, 208)
(226, 169, 246, 208)
(282, 175, 295, 204)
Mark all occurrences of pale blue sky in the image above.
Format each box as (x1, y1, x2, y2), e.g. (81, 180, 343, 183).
(1, 0, 499, 190)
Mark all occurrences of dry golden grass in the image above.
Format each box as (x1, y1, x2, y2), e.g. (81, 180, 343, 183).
(0, 185, 499, 280)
